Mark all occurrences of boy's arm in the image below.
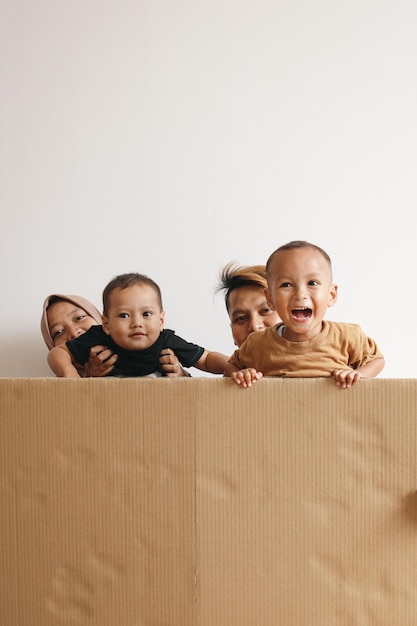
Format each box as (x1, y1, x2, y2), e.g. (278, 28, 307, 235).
(47, 344, 81, 378)
(224, 360, 240, 377)
(193, 350, 229, 374)
(332, 355, 385, 389)
(357, 356, 385, 378)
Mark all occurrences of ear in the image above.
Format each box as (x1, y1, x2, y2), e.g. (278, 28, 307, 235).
(159, 311, 165, 330)
(102, 316, 111, 335)
(327, 283, 338, 308)
(265, 287, 275, 310)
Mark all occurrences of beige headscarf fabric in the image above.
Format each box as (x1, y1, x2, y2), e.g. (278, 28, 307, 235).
(40, 294, 102, 350)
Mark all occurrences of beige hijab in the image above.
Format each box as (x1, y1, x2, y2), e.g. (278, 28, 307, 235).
(40, 294, 102, 350)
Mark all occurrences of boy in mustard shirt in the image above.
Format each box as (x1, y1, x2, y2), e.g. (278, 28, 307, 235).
(224, 240, 384, 389)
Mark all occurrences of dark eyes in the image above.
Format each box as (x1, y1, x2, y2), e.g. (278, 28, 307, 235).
(233, 315, 247, 324)
(233, 308, 272, 324)
(279, 281, 319, 287)
(118, 311, 153, 318)
(50, 314, 89, 340)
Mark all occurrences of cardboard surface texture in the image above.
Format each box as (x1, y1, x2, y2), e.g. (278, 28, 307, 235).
(1, 377, 416, 625)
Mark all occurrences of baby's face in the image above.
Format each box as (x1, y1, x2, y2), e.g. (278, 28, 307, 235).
(47, 301, 97, 346)
(102, 284, 164, 351)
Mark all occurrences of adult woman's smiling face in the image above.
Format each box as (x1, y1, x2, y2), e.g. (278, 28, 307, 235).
(47, 300, 98, 346)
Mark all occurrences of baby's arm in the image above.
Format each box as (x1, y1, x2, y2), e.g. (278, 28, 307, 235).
(193, 350, 229, 374)
(47, 344, 81, 378)
(332, 355, 385, 389)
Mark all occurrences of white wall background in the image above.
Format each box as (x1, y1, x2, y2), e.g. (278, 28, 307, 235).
(1, 0, 416, 378)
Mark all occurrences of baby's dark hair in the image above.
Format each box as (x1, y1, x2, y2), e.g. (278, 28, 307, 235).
(266, 240, 332, 277)
(102, 273, 163, 315)
(216, 262, 268, 313)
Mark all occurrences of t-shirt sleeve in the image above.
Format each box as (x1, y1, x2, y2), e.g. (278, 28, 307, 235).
(358, 336, 383, 367)
(228, 348, 245, 370)
(348, 325, 383, 369)
(164, 332, 206, 368)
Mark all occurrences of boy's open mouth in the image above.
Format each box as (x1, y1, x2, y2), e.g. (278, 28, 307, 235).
(291, 307, 312, 319)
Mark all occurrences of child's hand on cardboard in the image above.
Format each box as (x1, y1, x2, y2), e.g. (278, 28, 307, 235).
(332, 368, 363, 389)
(231, 368, 263, 388)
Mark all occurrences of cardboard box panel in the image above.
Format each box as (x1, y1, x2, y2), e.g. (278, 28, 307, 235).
(196, 378, 417, 625)
(0, 378, 197, 626)
(1, 377, 417, 625)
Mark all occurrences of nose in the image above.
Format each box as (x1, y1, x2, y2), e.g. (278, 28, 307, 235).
(68, 324, 83, 340)
(130, 315, 142, 327)
(247, 314, 264, 333)
(294, 285, 307, 300)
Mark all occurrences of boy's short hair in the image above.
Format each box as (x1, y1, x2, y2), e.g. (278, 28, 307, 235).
(216, 262, 269, 313)
(102, 273, 163, 315)
(266, 240, 332, 278)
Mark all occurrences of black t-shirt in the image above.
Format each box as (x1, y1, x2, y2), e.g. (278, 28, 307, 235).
(66, 326, 205, 377)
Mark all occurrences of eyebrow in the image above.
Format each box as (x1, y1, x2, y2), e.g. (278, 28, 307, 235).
(230, 300, 269, 317)
(230, 308, 249, 317)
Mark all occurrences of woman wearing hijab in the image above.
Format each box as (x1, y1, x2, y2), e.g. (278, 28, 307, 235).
(41, 293, 189, 377)
(41, 294, 117, 377)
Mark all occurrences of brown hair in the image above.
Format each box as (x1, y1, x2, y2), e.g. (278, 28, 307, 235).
(102, 273, 163, 316)
(216, 262, 269, 313)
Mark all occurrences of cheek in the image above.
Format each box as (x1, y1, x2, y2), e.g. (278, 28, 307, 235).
(53, 334, 67, 347)
(81, 319, 96, 331)
(266, 311, 281, 326)
(232, 327, 246, 348)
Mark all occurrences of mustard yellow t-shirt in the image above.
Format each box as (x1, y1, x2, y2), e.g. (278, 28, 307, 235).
(229, 321, 382, 377)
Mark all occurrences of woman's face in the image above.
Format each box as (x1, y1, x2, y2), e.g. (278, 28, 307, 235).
(47, 300, 98, 346)
(228, 285, 280, 347)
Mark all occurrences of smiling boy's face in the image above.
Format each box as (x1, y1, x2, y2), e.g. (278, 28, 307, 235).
(102, 283, 164, 351)
(265, 246, 338, 342)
